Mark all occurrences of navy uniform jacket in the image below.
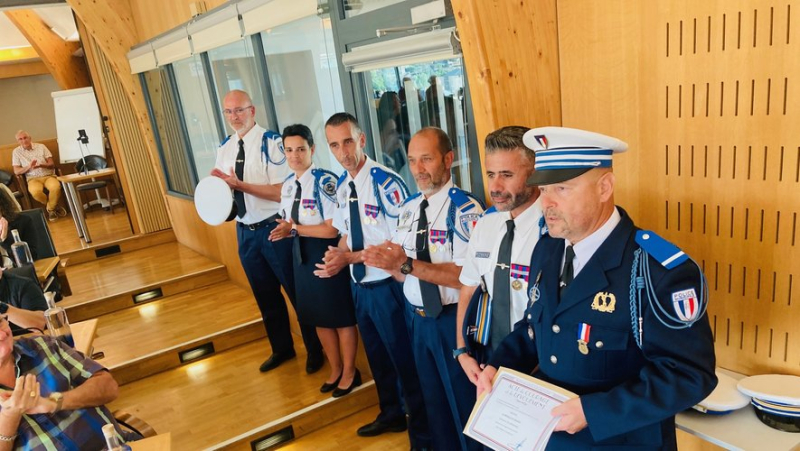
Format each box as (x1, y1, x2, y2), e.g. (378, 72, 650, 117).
(489, 208, 717, 450)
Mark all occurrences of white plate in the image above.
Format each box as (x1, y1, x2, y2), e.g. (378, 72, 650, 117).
(737, 374, 800, 405)
(194, 176, 234, 226)
(694, 370, 751, 413)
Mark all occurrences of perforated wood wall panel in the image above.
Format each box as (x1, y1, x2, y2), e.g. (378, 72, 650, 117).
(560, 0, 798, 376)
(86, 35, 172, 234)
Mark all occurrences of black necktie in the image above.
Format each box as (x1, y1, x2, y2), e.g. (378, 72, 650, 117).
(348, 181, 366, 282)
(291, 180, 302, 264)
(560, 245, 575, 297)
(234, 139, 247, 218)
(491, 219, 515, 348)
(415, 199, 442, 318)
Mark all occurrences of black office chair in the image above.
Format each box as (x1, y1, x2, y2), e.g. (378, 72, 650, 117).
(5, 209, 64, 299)
(0, 169, 30, 210)
(74, 156, 115, 213)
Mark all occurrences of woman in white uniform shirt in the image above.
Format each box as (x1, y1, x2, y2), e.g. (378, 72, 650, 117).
(269, 125, 360, 397)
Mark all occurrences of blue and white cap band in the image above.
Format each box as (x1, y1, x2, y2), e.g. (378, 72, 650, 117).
(523, 126, 628, 185)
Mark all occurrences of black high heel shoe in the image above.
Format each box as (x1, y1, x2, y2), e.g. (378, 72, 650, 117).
(332, 369, 362, 398)
(320, 373, 343, 393)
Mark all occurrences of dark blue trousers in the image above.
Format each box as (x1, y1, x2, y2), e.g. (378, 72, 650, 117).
(351, 279, 431, 448)
(237, 222, 322, 358)
(407, 303, 481, 451)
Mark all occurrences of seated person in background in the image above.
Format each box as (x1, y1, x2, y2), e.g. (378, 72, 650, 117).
(0, 187, 37, 268)
(0, 317, 133, 449)
(0, 270, 46, 334)
(11, 131, 66, 221)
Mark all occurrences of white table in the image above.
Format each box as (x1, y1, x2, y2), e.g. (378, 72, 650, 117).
(676, 369, 800, 450)
(57, 168, 116, 243)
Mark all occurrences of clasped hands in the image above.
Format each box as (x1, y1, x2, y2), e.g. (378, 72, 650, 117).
(313, 240, 406, 278)
(0, 374, 56, 417)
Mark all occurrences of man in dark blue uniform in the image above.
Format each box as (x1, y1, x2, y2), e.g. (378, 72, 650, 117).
(477, 126, 717, 450)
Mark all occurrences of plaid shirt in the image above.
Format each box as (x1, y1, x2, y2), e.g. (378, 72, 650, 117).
(2, 336, 124, 450)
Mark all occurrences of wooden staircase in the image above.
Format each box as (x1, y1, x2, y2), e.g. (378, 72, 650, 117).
(55, 227, 382, 449)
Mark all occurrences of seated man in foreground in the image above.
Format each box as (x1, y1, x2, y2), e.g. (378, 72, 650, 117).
(0, 315, 131, 449)
(478, 126, 717, 450)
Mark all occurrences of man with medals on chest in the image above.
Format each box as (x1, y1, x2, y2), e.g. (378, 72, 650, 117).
(315, 113, 431, 448)
(362, 127, 484, 451)
(477, 127, 717, 450)
(456, 126, 545, 384)
(211, 90, 323, 374)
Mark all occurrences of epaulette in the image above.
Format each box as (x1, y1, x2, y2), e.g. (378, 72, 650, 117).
(635, 230, 688, 270)
(283, 173, 295, 183)
(220, 135, 232, 146)
(312, 168, 338, 202)
(260, 130, 286, 165)
(538, 216, 548, 237)
(447, 187, 485, 242)
(400, 192, 421, 207)
(370, 166, 410, 218)
(483, 206, 498, 216)
(336, 171, 348, 188)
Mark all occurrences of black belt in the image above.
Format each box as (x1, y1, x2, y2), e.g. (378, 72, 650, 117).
(238, 213, 281, 231)
(411, 302, 456, 317)
(352, 277, 395, 288)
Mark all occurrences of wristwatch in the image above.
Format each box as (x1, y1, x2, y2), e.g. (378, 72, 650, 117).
(290, 223, 298, 237)
(0, 302, 8, 315)
(399, 257, 414, 275)
(452, 347, 469, 360)
(48, 392, 63, 413)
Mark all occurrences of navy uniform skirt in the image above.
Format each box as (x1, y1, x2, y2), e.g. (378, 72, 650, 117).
(293, 236, 357, 328)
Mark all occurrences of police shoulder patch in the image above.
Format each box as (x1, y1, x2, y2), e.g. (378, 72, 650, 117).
(635, 230, 688, 270)
(671, 288, 700, 322)
(312, 168, 339, 202)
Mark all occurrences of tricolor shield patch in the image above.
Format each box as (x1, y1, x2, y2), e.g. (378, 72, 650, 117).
(672, 288, 700, 322)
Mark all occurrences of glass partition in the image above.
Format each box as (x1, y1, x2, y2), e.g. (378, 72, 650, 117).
(207, 38, 272, 131)
(142, 68, 195, 196)
(362, 57, 471, 193)
(172, 55, 222, 179)
(261, 16, 345, 173)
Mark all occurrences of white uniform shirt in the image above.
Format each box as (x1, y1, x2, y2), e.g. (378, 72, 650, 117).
(333, 157, 402, 283)
(459, 198, 544, 329)
(279, 164, 336, 225)
(214, 124, 289, 225)
(12, 143, 54, 179)
(393, 180, 480, 308)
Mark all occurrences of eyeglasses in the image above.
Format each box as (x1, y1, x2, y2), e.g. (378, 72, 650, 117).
(222, 106, 253, 116)
(398, 219, 429, 253)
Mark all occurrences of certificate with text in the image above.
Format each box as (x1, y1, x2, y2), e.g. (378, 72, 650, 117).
(464, 367, 577, 451)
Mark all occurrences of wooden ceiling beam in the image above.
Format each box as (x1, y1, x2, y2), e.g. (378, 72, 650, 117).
(0, 60, 49, 80)
(0, 0, 65, 8)
(4, 8, 90, 89)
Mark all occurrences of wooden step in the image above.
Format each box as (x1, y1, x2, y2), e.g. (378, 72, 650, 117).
(59, 242, 227, 321)
(91, 282, 265, 384)
(109, 340, 378, 450)
(60, 229, 176, 266)
(276, 405, 410, 451)
(51, 207, 134, 255)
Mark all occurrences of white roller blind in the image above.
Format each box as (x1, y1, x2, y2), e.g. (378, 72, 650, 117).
(188, 4, 243, 54)
(154, 27, 191, 66)
(127, 43, 157, 74)
(239, 0, 318, 36)
(342, 28, 459, 73)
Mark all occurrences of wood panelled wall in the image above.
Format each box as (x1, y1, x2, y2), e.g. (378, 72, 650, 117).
(452, 0, 561, 198)
(559, 0, 800, 378)
(129, 0, 227, 41)
(82, 32, 172, 234)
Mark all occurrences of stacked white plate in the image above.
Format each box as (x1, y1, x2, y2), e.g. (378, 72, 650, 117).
(737, 374, 800, 433)
(693, 370, 751, 415)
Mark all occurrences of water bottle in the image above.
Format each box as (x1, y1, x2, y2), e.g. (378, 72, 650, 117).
(102, 424, 132, 451)
(44, 292, 75, 348)
(10, 229, 33, 267)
